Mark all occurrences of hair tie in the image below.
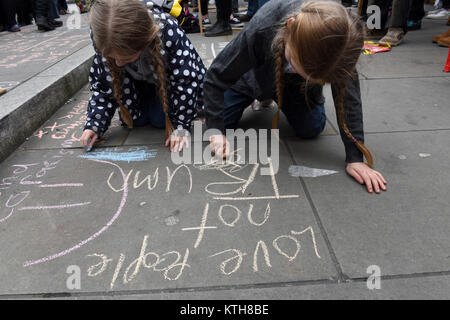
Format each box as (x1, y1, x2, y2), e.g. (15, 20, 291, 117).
(351, 137, 358, 143)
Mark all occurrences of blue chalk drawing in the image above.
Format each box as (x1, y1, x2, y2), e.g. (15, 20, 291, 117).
(78, 148, 157, 163)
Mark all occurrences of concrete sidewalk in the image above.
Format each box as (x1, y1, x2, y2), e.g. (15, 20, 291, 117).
(0, 12, 94, 162)
(0, 11, 450, 300)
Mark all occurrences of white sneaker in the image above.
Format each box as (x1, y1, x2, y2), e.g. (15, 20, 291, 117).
(229, 16, 244, 27)
(425, 9, 449, 19)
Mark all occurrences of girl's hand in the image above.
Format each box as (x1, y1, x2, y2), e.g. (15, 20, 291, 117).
(209, 134, 230, 159)
(346, 162, 387, 194)
(165, 134, 190, 152)
(80, 129, 98, 150)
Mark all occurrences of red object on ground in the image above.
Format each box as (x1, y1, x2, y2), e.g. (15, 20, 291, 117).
(445, 47, 450, 72)
(362, 41, 391, 55)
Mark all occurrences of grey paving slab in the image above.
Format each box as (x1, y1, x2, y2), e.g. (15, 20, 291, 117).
(358, 77, 450, 133)
(322, 77, 450, 135)
(287, 130, 450, 278)
(358, 20, 450, 79)
(0, 140, 336, 295)
(0, 14, 91, 91)
(123, 125, 166, 146)
(21, 89, 128, 151)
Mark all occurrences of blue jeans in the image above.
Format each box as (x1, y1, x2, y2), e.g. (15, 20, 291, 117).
(224, 88, 326, 139)
(247, 0, 271, 16)
(133, 81, 166, 129)
(48, 0, 60, 19)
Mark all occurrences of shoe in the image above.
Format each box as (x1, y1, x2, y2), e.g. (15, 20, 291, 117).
(425, 9, 449, 19)
(8, 24, 21, 32)
(204, 21, 232, 37)
(48, 19, 63, 28)
(432, 29, 450, 43)
(237, 14, 252, 22)
(437, 36, 450, 47)
(407, 20, 421, 30)
(36, 16, 55, 31)
(364, 26, 387, 40)
(229, 16, 244, 27)
(427, 8, 444, 15)
(379, 27, 405, 46)
(202, 17, 211, 25)
(0, 87, 6, 96)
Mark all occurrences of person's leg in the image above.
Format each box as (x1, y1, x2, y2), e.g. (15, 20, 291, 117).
(232, 0, 239, 13)
(0, 0, 19, 30)
(48, 0, 59, 19)
(407, 0, 424, 29)
(133, 81, 166, 129)
(365, 0, 389, 24)
(223, 88, 254, 129)
(201, 0, 210, 24)
(379, 0, 412, 46)
(409, 0, 425, 20)
(35, 0, 55, 31)
(205, 0, 232, 37)
(390, 0, 413, 31)
(201, 0, 209, 15)
(280, 84, 326, 139)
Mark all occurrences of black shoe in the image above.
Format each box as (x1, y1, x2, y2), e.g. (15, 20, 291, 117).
(36, 16, 55, 31)
(236, 14, 252, 22)
(204, 21, 232, 37)
(48, 19, 63, 28)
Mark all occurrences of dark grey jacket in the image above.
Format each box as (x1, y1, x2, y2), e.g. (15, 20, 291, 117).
(203, 0, 365, 163)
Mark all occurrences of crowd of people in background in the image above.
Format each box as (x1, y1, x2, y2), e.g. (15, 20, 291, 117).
(0, 0, 68, 32)
(0, 0, 449, 42)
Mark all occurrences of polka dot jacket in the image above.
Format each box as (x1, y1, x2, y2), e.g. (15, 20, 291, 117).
(85, 2, 206, 138)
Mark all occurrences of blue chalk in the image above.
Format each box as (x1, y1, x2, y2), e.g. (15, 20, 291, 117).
(86, 138, 92, 152)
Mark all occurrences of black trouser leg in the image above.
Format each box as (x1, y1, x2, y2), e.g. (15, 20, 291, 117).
(204, 0, 232, 36)
(216, 0, 232, 22)
(408, 0, 424, 21)
(35, 0, 55, 30)
(0, 0, 18, 27)
(201, 0, 208, 15)
(35, 0, 50, 17)
(390, 0, 412, 32)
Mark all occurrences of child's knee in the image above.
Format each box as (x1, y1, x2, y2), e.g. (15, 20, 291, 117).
(293, 105, 326, 139)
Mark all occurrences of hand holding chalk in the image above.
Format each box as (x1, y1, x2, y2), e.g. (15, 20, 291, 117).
(80, 129, 98, 152)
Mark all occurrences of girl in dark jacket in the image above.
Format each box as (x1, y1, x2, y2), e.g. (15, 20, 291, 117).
(204, 0, 387, 194)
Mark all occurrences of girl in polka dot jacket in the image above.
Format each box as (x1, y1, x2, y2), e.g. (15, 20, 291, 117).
(80, 0, 207, 152)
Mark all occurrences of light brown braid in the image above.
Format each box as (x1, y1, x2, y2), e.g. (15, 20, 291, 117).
(107, 58, 134, 128)
(273, 35, 285, 129)
(336, 83, 374, 167)
(146, 36, 174, 140)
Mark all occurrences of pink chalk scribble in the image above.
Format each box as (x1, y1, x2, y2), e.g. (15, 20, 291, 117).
(23, 159, 128, 267)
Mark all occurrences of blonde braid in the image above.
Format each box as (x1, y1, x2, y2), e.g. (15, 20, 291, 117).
(147, 39, 173, 140)
(336, 82, 373, 167)
(108, 58, 134, 128)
